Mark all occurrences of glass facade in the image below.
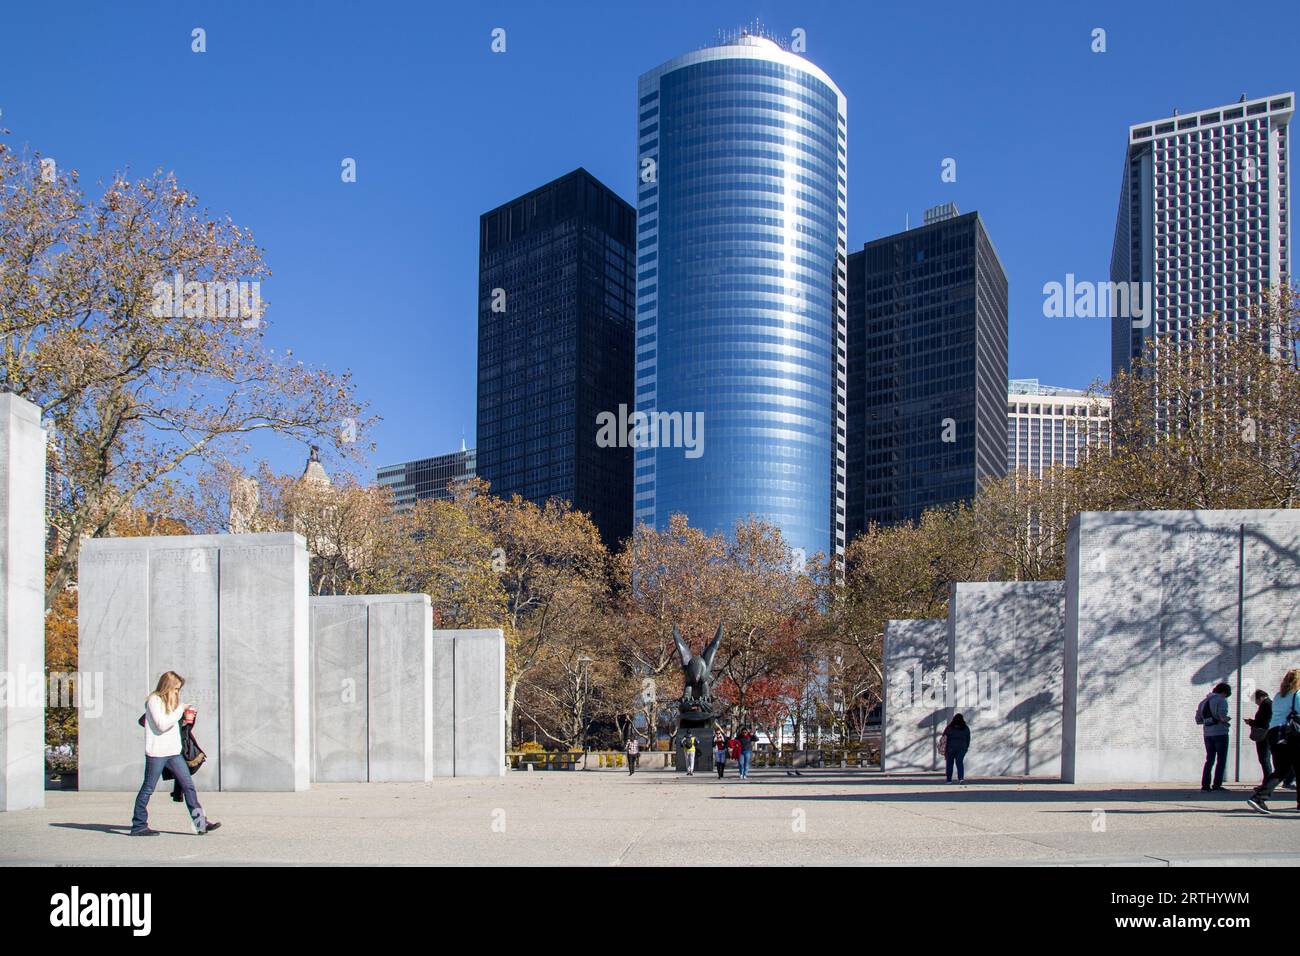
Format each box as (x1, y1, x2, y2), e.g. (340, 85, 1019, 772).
(376, 447, 477, 510)
(477, 169, 636, 549)
(845, 212, 1008, 537)
(635, 36, 847, 561)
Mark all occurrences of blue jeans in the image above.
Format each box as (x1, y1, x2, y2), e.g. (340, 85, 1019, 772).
(946, 748, 966, 781)
(1202, 734, 1229, 789)
(738, 751, 751, 777)
(132, 754, 204, 833)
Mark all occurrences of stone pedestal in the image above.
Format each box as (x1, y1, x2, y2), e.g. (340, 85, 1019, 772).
(79, 532, 311, 791)
(0, 394, 46, 811)
(674, 705, 717, 772)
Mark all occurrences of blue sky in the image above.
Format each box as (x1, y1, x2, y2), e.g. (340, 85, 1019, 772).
(2, 0, 1296, 481)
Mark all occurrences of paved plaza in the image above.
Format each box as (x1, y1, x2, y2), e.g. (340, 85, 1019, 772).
(3, 768, 1300, 866)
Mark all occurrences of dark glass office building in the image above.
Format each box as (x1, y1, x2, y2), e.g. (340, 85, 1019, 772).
(377, 446, 476, 510)
(845, 207, 1008, 538)
(476, 168, 636, 549)
(635, 34, 848, 562)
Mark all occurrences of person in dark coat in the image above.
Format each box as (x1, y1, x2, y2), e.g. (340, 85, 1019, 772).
(1245, 690, 1296, 790)
(942, 714, 971, 783)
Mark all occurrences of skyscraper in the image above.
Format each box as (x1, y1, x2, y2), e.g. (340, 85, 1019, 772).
(1006, 380, 1111, 477)
(635, 31, 848, 562)
(376, 444, 477, 511)
(845, 205, 1008, 540)
(1111, 93, 1293, 379)
(476, 168, 636, 549)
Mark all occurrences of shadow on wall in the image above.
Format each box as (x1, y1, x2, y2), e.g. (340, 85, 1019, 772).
(1070, 510, 1300, 783)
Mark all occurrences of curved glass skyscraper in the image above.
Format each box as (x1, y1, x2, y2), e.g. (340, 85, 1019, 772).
(634, 34, 847, 561)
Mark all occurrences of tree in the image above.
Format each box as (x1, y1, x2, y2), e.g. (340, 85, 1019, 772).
(711, 518, 820, 730)
(455, 479, 608, 748)
(611, 514, 731, 741)
(0, 142, 368, 606)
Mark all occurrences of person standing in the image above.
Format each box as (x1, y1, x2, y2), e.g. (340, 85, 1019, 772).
(681, 733, 697, 776)
(1197, 682, 1232, 792)
(737, 726, 756, 779)
(942, 714, 971, 783)
(130, 671, 220, 836)
(1247, 669, 1300, 815)
(1247, 690, 1297, 790)
(625, 733, 640, 775)
(713, 730, 728, 779)
(1246, 689, 1276, 787)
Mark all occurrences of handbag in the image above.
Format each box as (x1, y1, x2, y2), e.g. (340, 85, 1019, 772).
(937, 733, 947, 756)
(1250, 723, 1268, 742)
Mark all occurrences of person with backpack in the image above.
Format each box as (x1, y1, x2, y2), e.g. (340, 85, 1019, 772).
(625, 733, 641, 776)
(1197, 682, 1232, 791)
(1247, 669, 1300, 815)
(681, 733, 698, 776)
(130, 671, 221, 836)
(737, 726, 757, 779)
(713, 730, 728, 779)
(941, 713, 971, 783)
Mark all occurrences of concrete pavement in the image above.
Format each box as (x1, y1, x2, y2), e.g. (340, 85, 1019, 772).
(3, 769, 1299, 866)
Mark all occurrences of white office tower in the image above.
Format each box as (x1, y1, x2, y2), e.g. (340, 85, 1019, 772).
(1007, 380, 1111, 477)
(1110, 93, 1292, 378)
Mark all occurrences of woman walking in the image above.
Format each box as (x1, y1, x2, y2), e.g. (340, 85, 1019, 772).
(942, 714, 971, 784)
(1247, 669, 1300, 815)
(713, 730, 728, 779)
(130, 671, 220, 836)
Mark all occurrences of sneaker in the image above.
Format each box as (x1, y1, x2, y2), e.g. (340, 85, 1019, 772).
(1246, 797, 1272, 815)
(129, 828, 160, 836)
(198, 821, 221, 835)
(1211, 785, 1227, 791)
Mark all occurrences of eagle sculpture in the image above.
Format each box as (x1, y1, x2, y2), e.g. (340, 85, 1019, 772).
(674, 622, 724, 702)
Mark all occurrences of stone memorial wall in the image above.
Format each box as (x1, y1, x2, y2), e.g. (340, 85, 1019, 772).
(79, 533, 311, 791)
(947, 581, 1065, 777)
(882, 619, 948, 772)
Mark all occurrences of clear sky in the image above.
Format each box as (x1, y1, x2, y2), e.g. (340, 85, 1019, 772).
(2, 0, 1296, 481)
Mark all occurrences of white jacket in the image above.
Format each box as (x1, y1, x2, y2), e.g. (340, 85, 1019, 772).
(144, 694, 186, 758)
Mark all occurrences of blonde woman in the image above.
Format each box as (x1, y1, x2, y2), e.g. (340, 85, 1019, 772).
(1247, 669, 1300, 815)
(130, 672, 221, 836)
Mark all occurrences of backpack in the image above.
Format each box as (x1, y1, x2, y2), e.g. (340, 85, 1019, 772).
(1196, 694, 1220, 726)
(1285, 694, 1300, 745)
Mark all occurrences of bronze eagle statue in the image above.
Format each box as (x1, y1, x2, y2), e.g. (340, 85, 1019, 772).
(674, 622, 723, 702)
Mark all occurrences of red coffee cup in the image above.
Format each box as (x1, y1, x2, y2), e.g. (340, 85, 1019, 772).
(183, 707, 197, 725)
